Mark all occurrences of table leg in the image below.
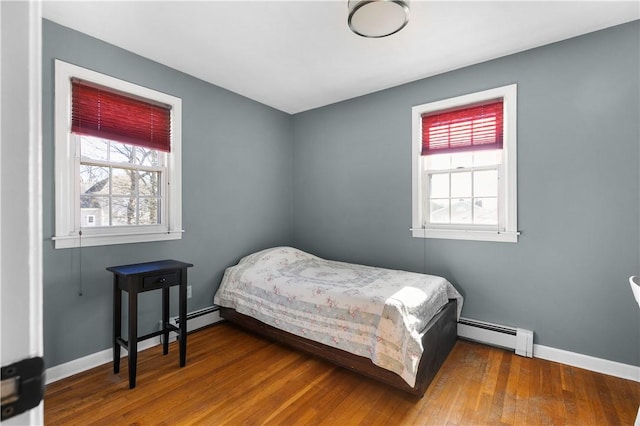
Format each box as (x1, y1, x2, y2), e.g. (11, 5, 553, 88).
(179, 270, 187, 367)
(128, 284, 138, 389)
(113, 276, 121, 374)
(162, 286, 169, 355)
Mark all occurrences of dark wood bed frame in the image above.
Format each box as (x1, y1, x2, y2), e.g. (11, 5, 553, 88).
(220, 299, 458, 397)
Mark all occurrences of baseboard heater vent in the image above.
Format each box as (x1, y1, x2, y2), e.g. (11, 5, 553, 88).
(458, 317, 534, 357)
(169, 305, 222, 334)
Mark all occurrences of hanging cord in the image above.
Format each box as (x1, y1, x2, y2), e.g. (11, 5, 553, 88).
(423, 225, 428, 274)
(410, 225, 430, 274)
(77, 230, 83, 296)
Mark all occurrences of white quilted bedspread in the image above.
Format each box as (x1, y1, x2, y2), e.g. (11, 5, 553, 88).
(214, 247, 463, 386)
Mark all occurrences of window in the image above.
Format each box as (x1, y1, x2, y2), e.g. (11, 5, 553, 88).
(54, 60, 183, 248)
(411, 84, 518, 242)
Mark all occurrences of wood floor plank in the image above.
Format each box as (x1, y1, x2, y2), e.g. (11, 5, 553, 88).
(501, 351, 520, 425)
(608, 373, 640, 425)
(271, 367, 353, 425)
(45, 323, 640, 425)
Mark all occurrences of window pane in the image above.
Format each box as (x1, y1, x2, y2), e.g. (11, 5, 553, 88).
(430, 174, 449, 198)
(450, 153, 473, 169)
(426, 153, 450, 171)
(451, 198, 472, 224)
(80, 196, 109, 227)
(138, 171, 159, 197)
(134, 146, 161, 167)
(109, 141, 135, 164)
(138, 198, 160, 225)
(80, 136, 108, 161)
(473, 198, 498, 225)
(451, 172, 471, 198)
(430, 199, 450, 224)
(473, 150, 501, 167)
(80, 165, 109, 195)
(111, 168, 135, 196)
(473, 170, 498, 197)
(112, 197, 137, 225)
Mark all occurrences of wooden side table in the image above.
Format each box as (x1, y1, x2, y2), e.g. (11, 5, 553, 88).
(107, 260, 193, 389)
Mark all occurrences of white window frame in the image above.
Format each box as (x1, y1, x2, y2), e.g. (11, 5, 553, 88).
(411, 84, 518, 243)
(53, 60, 183, 249)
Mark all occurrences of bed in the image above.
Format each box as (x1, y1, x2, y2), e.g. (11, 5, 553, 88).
(214, 247, 463, 397)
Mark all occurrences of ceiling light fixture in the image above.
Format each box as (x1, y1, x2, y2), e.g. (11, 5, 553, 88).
(348, 0, 410, 38)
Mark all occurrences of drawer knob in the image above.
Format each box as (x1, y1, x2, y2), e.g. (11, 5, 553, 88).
(158, 277, 166, 283)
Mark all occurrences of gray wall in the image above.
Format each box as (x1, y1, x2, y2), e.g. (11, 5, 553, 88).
(43, 19, 639, 370)
(292, 22, 640, 366)
(42, 20, 293, 367)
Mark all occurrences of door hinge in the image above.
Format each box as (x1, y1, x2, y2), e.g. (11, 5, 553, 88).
(1, 357, 45, 420)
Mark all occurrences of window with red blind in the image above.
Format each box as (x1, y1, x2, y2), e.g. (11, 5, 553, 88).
(71, 80, 172, 152)
(54, 60, 183, 249)
(421, 100, 503, 156)
(411, 84, 518, 243)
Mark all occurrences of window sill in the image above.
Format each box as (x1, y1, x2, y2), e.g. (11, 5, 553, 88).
(53, 229, 184, 249)
(411, 228, 519, 243)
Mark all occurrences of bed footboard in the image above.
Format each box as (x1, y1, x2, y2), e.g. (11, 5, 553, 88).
(220, 299, 457, 397)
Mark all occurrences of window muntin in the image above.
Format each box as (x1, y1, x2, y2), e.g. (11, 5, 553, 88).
(54, 60, 183, 249)
(424, 151, 500, 227)
(79, 135, 165, 228)
(411, 85, 517, 243)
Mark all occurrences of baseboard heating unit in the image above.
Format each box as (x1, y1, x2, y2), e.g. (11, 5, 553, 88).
(169, 305, 222, 335)
(458, 317, 534, 357)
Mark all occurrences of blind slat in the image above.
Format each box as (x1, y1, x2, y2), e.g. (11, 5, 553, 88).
(71, 81, 171, 152)
(421, 100, 503, 155)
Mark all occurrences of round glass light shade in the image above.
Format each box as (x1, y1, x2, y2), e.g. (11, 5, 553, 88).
(348, 0, 410, 38)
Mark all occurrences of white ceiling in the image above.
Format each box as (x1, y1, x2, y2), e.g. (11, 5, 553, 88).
(43, 1, 639, 114)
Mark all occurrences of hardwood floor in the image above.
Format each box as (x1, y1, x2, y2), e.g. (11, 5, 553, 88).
(45, 322, 640, 425)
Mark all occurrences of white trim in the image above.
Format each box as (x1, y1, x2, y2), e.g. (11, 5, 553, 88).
(46, 311, 222, 385)
(45, 337, 161, 384)
(533, 344, 640, 382)
(411, 84, 518, 243)
(46, 328, 640, 387)
(458, 314, 638, 381)
(53, 60, 183, 249)
(411, 227, 519, 243)
(502, 85, 518, 236)
(52, 229, 183, 249)
(0, 1, 44, 423)
(28, 0, 44, 375)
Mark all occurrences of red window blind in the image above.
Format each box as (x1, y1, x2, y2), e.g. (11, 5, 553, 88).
(71, 80, 171, 152)
(421, 100, 503, 155)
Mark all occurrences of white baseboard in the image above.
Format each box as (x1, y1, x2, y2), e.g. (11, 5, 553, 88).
(46, 312, 223, 385)
(45, 337, 161, 385)
(533, 344, 640, 383)
(47, 315, 639, 385)
(458, 317, 639, 382)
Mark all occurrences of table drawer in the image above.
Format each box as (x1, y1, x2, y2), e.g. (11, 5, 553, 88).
(142, 272, 178, 290)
